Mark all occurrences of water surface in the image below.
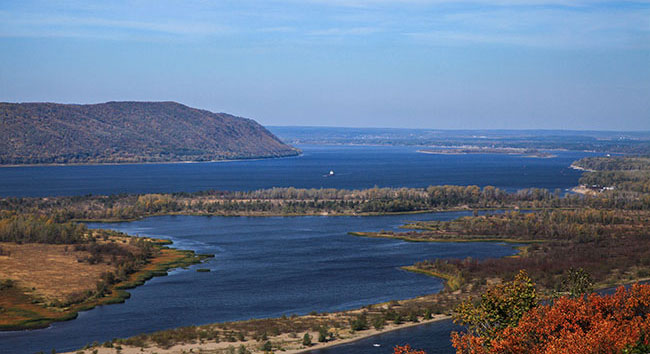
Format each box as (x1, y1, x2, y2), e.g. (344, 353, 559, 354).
(308, 319, 462, 354)
(0, 145, 595, 197)
(0, 212, 517, 353)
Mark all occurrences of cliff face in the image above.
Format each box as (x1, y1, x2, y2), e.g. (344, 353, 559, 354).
(0, 101, 299, 164)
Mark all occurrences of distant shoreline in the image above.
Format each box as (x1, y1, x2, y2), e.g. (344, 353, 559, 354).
(416, 149, 557, 159)
(0, 152, 302, 168)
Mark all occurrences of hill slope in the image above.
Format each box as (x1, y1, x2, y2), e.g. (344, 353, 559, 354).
(0, 101, 299, 164)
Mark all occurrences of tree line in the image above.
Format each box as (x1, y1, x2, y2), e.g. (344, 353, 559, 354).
(0, 212, 89, 244)
(2, 183, 650, 223)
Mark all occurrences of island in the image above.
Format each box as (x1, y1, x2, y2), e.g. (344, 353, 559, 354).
(417, 147, 557, 158)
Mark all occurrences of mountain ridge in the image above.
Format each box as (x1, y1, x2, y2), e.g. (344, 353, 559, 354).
(0, 101, 299, 165)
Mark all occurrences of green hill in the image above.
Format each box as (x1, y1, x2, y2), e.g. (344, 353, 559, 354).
(0, 101, 299, 164)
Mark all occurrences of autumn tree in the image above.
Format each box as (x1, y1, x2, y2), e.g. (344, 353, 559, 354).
(394, 344, 426, 354)
(453, 270, 536, 342)
(452, 283, 650, 354)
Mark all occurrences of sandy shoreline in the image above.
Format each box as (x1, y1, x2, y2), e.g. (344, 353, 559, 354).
(291, 316, 451, 354)
(569, 164, 595, 172)
(571, 185, 597, 195)
(62, 315, 451, 354)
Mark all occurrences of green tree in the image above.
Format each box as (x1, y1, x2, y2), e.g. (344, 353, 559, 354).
(372, 316, 385, 330)
(555, 267, 593, 298)
(453, 270, 537, 340)
(318, 327, 328, 342)
(302, 333, 312, 346)
(349, 312, 368, 331)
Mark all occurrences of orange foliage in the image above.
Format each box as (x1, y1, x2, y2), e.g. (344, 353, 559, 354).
(394, 344, 427, 354)
(452, 284, 650, 354)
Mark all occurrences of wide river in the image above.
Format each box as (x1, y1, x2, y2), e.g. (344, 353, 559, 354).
(3, 212, 516, 353)
(0, 145, 598, 353)
(0, 144, 594, 197)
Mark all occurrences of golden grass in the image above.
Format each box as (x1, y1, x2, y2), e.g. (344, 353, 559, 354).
(0, 236, 204, 330)
(0, 242, 113, 303)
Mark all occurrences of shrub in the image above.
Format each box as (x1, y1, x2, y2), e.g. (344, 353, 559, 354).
(261, 341, 272, 351)
(423, 309, 432, 319)
(0, 279, 14, 290)
(408, 312, 419, 323)
(318, 327, 328, 342)
(372, 316, 385, 330)
(349, 313, 368, 331)
(302, 333, 312, 346)
(394, 345, 426, 354)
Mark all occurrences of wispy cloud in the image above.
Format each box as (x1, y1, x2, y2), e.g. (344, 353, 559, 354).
(405, 6, 650, 49)
(297, 0, 650, 8)
(0, 0, 648, 48)
(310, 27, 380, 36)
(0, 11, 232, 39)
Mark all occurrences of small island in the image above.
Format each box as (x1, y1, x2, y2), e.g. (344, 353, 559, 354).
(417, 147, 556, 158)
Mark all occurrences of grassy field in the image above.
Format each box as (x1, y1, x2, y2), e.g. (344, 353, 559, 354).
(0, 234, 207, 330)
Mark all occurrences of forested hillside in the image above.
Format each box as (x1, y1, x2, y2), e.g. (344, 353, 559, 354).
(0, 101, 299, 164)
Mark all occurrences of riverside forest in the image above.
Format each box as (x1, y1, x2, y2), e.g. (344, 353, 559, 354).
(2, 154, 650, 353)
(4, 156, 650, 221)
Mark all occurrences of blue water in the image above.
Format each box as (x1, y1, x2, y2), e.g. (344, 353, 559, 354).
(0, 212, 518, 354)
(308, 320, 462, 354)
(0, 145, 596, 197)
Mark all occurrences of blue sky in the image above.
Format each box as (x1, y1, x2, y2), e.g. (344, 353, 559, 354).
(0, 1, 648, 130)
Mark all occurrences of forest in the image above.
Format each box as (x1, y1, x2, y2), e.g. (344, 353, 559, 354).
(2, 182, 650, 224)
(398, 208, 650, 292)
(0, 213, 88, 244)
(575, 156, 650, 193)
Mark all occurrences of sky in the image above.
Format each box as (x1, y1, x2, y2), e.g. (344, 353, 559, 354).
(0, 1, 649, 130)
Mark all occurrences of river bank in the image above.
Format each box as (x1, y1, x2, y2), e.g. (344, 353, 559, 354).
(0, 236, 209, 331)
(62, 315, 452, 354)
(51, 204, 650, 354)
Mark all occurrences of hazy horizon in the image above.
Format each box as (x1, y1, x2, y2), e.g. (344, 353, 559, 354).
(1, 1, 648, 131)
(268, 125, 650, 134)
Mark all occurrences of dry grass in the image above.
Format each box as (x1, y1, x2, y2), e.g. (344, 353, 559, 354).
(0, 242, 113, 303)
(0, 234, 204, 330)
